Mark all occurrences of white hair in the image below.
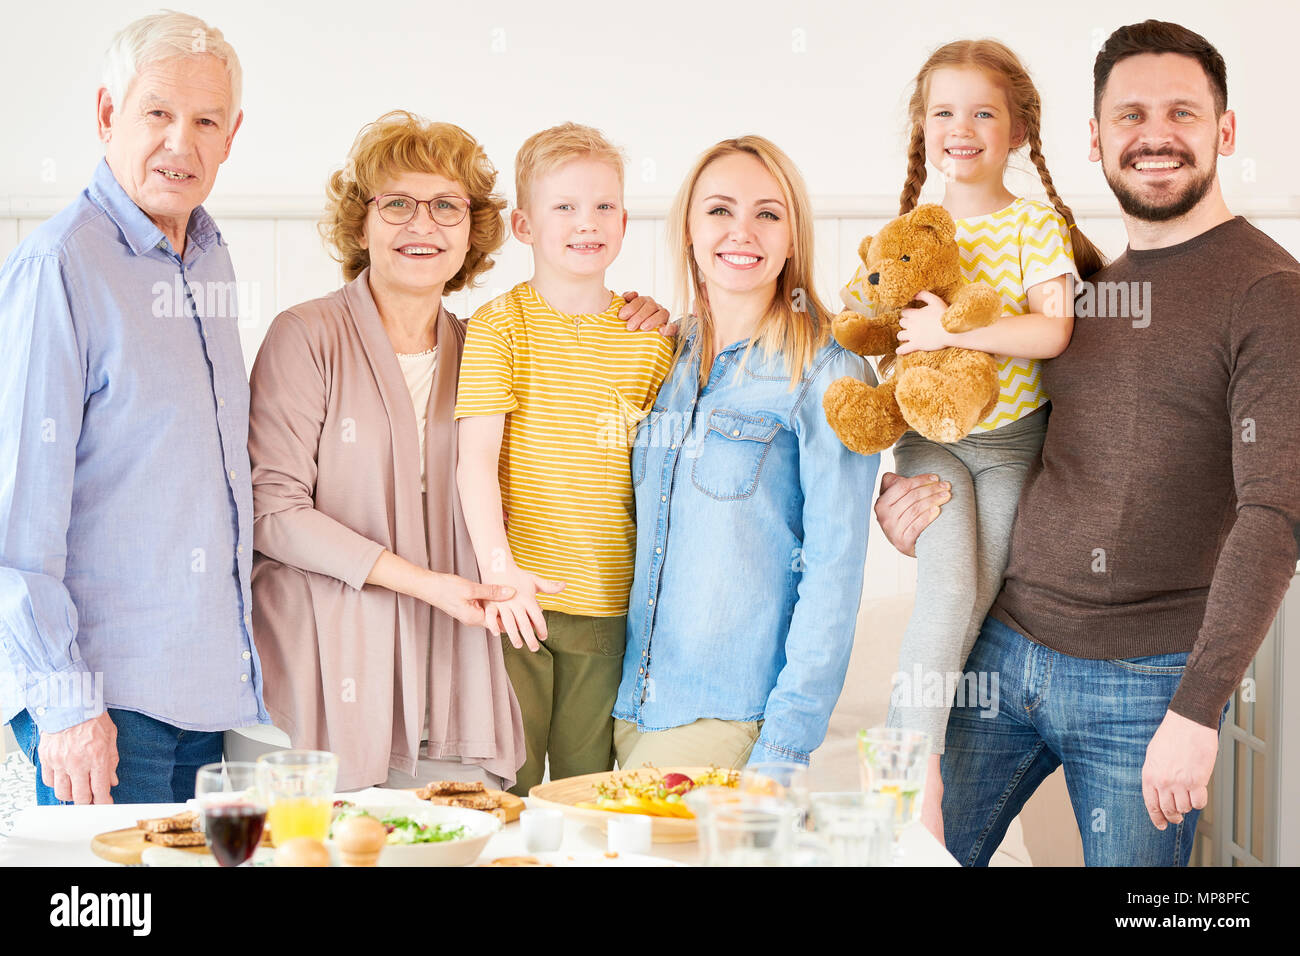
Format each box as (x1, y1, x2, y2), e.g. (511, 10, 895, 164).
(102, 11, 243, 118)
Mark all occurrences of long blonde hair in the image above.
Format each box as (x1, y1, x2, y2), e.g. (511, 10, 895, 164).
(899, 39, 1106, 279)
(667, 136, 831, 390)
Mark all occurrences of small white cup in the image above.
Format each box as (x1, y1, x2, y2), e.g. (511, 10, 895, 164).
(519, 808, 564, 853)
(606, 814, 652, 856)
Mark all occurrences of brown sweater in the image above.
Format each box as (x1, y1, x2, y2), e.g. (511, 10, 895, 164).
(991, 217, 1300, 728)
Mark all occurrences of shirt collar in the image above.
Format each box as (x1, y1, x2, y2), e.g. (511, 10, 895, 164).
(88, 157, 224, 257)
(683, 327, 751, 356)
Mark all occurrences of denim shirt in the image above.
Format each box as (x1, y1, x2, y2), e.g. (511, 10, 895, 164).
(614, 332, 879, 764)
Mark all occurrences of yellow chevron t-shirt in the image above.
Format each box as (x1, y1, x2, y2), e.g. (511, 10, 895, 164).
(453, 282, 675, 616)
(842, 198, 1078, 431)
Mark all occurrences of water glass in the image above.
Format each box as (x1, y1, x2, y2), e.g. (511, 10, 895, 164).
(808, 792, 894, 866)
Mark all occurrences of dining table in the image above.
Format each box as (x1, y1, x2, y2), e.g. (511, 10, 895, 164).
(0, 787, 958, 867)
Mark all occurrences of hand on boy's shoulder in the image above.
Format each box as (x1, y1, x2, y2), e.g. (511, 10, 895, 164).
(620, 290, 678, 337)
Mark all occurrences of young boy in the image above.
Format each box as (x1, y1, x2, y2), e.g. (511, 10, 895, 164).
(455, 123, 675, 795)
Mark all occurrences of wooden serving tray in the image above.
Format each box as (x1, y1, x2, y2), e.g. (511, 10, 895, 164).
(91, 827, 217, 865)
(529, 768, 717, 844)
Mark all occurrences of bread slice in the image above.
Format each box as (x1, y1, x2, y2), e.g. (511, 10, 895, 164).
(417, 780, 486, 798)
(137, 810, 198, 833)
(144, 830, 207, 847)
(422, 793, 499, 811)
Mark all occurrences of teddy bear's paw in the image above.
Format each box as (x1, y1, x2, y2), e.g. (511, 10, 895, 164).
(895, 367, 983, 444)
(822, 377, 908, 457)
(832, 310, 900, 357)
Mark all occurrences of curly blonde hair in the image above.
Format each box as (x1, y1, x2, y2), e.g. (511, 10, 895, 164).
(321, 110, 507, 287)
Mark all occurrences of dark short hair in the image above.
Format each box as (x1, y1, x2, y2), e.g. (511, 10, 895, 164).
(1093, 20, 1228, 117)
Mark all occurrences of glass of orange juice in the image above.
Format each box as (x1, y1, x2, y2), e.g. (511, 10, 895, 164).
(256, 750, 338, 846)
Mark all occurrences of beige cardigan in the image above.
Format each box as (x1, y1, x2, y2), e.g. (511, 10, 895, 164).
(248, 269, 524, 790)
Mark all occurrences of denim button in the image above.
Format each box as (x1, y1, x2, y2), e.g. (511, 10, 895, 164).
(655, 547, 662, 554)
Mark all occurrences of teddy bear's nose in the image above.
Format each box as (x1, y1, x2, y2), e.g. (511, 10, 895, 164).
(868, 272, 880, 285)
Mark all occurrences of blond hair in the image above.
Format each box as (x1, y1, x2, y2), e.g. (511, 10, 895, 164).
(102, 11, 243, 116)
(667, 136, 830, 391)
(514, 122, 627, 211)
(899, 39, 1106, 279)
(321, 110, 508, 287)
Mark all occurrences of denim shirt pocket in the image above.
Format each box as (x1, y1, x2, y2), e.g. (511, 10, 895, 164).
(690, 408, 781, 500)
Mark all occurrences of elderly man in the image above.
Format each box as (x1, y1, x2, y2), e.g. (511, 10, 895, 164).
(0, 12, 265, 805)
(877, 20, 1300, 865)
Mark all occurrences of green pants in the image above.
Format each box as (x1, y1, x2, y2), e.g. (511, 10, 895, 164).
(502, 610, 626, 796)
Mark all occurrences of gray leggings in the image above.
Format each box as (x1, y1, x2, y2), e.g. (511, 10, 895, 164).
(887, 404, 1048, 754)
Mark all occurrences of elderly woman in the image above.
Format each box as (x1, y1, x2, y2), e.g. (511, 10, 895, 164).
(231, 111, 666, 790)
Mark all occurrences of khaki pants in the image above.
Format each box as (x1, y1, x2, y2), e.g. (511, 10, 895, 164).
(615, 717, 764, 771)
(502, 610, 626, 796)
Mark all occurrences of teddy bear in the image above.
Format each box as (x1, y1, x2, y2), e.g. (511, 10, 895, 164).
(823, 204, 1003, 457)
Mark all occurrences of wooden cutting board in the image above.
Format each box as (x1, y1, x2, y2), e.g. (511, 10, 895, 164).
(91, 827, 215, 866)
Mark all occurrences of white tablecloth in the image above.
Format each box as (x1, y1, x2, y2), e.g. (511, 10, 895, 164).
(0, 788, 957, 867)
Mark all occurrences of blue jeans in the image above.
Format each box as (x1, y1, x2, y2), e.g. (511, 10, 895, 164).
(8, 708, 222, 805)
(941, 615, 1230, 867)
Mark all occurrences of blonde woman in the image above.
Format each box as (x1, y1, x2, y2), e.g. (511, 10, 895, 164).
(235, 112, 667, 790)
(613, 137, 880, 770)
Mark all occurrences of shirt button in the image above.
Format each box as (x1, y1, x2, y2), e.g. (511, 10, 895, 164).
(655, 547, 662, 555)
(245, 614, 251, 626)
(229, 470, 237, 480)
(241, 651, 251, 661)
(660, 495, 667, 502)
(240, 674, 249, 683)
(237, 545, 244, 555)
(647, 598, 654, 606)
(218, 397, 226, 407)
(670, 444, 676, 450)
(35, 706, 46, 716)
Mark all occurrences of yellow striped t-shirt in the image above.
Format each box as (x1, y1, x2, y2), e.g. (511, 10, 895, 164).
(453, 282, 675, 616)
(842, 198, 1077, 430)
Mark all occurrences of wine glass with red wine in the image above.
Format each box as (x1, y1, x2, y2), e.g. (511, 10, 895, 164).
(195, 762, 268, 867)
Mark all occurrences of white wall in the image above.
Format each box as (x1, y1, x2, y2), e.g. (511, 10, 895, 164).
(4, 0, 1300, 603)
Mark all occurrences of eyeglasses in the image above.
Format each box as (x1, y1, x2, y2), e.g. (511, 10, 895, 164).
(368, 193, 471, 227)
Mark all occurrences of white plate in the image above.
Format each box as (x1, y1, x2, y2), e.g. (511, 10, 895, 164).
(335, 804, 501, 868)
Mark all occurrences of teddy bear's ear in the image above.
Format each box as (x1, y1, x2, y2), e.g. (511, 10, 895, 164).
(856, 234, 874, 264)
(910, 204, 956, 244)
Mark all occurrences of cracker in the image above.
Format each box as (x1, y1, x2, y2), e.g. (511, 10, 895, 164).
(144, 829, 207, 847)
(136, 810, 198, 833)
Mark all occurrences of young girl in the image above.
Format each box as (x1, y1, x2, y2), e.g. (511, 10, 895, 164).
(612, 137, 879, 770)
(842, 40, 1106, 840)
